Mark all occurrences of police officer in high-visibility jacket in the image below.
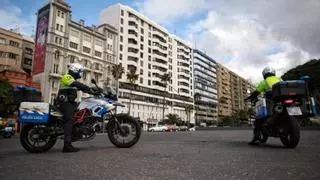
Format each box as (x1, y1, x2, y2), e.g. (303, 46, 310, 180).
(57, 63, 98, 152)
(248, 66, 282, 145)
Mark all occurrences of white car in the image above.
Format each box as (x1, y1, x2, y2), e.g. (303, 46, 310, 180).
(189, 127, 196, 131)
(148, 125, 168, 132)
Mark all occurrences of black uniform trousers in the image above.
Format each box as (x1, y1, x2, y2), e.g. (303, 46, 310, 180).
(58, 102, 77, 143)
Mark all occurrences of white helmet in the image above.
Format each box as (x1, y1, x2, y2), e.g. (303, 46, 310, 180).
(68, 63, 84, 79)
(262, 66, 276, 79)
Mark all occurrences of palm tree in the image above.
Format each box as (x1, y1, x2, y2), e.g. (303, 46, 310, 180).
(194, 93, 201, 126)
(185, 104, 194, 128)
(160, 73, 171, 121)
(111, 64, 125, 94)
(126, 68, 139, 115)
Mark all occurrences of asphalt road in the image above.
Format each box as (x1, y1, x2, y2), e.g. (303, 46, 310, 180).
(0, 130, 320, 180)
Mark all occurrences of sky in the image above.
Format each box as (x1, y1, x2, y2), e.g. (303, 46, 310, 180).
(1, 0, 320, 84)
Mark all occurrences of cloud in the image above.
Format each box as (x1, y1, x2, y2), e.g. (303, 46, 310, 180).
(135, 0, 209, 25)
(0, 3, 36, 36)
(136, 0, 319, 83)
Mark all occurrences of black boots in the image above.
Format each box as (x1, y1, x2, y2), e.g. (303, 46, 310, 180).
(62, 142, 80, 153)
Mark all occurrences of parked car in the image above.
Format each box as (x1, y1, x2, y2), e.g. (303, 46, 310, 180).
(0, 124, 15, 138)
(178, 126, 188, 131)
(148, 125, 168, 132)
(165, 125, 179, 132)
(189, 127, 196, 131)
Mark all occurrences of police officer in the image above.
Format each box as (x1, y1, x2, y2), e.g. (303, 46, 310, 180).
(57, 63, 98, 152)
(248, 66, 282, 145)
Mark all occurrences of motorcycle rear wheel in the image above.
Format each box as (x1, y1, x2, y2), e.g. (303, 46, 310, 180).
(280, 116, 300, 148)
(20, 124, 57, 153)
(107, 114, 141, 148)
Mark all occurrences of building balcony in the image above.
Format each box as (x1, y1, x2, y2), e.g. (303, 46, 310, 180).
(154, 60, 168, 70)
(128, 21, 138, 29)
(128, 33, 138, 41)
(178, 70, 189, 76)
(178, 78, 189, 84)
(128, 15, 138, 22)
(127, 51, 139, 58)
(153, 45, 167, 54)
(49, 71, 62, 78)
(152, 34, 167, 44)
(152, 80, 166, 88)
(153, 52, 167, 60)
(153, 38, 168, 48)
(128, 28, 138, 37)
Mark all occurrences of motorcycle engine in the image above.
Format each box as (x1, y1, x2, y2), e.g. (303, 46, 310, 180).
(74, 116, 102, 140)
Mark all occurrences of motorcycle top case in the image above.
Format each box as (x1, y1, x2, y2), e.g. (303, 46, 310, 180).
(18, 102, 50, 124)
(272, 80, 306, 100)
(255, 97, 269, 120)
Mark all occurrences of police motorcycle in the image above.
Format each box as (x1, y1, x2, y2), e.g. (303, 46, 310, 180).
(18, 79, 141, 153)
(246, 79, 313, 148)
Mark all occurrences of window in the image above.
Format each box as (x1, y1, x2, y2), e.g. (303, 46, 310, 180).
(149, 25, 152, 30)
(69, 55, 75, 63)
(148, 72, 151, 77)
(140, 28, 144, 34)
(148, 63, 151, 69)
(109, 44, 113, 50)
(139, 61, 143, 67)
(140, 52, 143, 58)
(140, 77, 143, 84)
(52, 81, 56, 89)
(54, 51, 60, 59)
(60, 25, 63, 32)
(108, 33, 113, 39)
(140, 69, 143, 75)
(83, 46, 91, 54)
(120, 36, 123, 42)
(53, 64, 59, 73)
(148, 40, 151, 45)
(0, 38, 5, 44)
(119, 53, 123, 60)
(83, 34, 91, 42)
(141, 21, 144, 26)
(121, 9, 124, 16)
(148, 80, 151, 85)
(61, 12, 64, 18)
(120, 44, 123, 51)
(95, 63, 100, 70)
(9, 40, 19, 47)
(94, 73, 99, 82)
(148, 56, 151, 61)
(8, 53, 17, 59)
(140, 44, 143, 50)
(0, 51, 6, 57)
(56, 24, 59, 30)
(120, 27, 123, 33)
(25, 48, 33, 55)
(169, 65, 172, 70)
(95, 51, 102, 57)
(148, 32, 151, 38)
(57, 10, 60, 17)
(107, 55, 110, 60)
(140, 36, 144, 42)
(83, 71, 87, 80)
(95, 39, 103, 46)
(148, 48, 151, 53)
(55, 37, 59, 44)
(69, 42, 78, 49)
(169, 58, 172, 63)
(120, 18, 124, 24)
(70, 29, 79, 37)
(169, 51, 172, 56)
(59, 38, 62, 45)
(169, 44, 172, 49)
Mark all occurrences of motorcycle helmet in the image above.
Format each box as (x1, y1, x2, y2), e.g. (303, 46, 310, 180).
(262, 66, 276, 79)
(68, 63, 84, 79)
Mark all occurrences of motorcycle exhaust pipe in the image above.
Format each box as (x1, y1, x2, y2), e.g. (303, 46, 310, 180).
(274, 105, 283, 113)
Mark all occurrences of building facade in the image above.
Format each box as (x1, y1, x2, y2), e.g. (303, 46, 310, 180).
(193, 49, 218, 125)
(100, 4, 194, 129)
(33, 0, 118, 103)
(0, 28, 23, 71)
(216, 63, 232, 118)
(21, 36, 34, 75)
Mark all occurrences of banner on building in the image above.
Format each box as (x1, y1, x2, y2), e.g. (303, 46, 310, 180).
(33, 4, 50, 75)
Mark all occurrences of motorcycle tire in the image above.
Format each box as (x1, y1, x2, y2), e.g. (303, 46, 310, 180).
(107, 114, 141, 148)
(20, 124, 57, 153)
(280, 116, 300, 148)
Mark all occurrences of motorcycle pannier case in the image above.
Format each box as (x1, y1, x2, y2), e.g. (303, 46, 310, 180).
(19, 102, 50, 124)
(272, 80, 306, 100)
(255, 97, 269, 119)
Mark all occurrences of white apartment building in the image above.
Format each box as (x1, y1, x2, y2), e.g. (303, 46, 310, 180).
(33, 0, 118, 103)
(100, 4, 194, 129)
(193, 49, 218, 125)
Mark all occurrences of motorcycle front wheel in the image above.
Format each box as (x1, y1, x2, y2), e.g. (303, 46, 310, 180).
(20, 124, 57, 153)
(107, 114, 141, 148)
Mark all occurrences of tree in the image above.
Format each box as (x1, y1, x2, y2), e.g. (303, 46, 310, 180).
(194, 93, 201, 126)
(161, 113, 184, 126)
(160, 73, 171, 121)
(184, 105, 193, 128)
(0, 80, 15, 118)
(126, 68, 139, 115)
(111, 64, 125, 93)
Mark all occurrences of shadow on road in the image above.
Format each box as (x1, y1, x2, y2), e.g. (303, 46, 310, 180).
(222, 140, 286, 149)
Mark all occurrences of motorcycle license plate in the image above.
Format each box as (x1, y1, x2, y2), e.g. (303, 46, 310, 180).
(287, 107, 302, 116)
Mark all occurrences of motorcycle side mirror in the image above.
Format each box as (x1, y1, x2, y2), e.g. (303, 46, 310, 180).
(91, 79, 97, 84)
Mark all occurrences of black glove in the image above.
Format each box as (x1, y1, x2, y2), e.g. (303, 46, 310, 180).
(90, 88, 100, 96)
